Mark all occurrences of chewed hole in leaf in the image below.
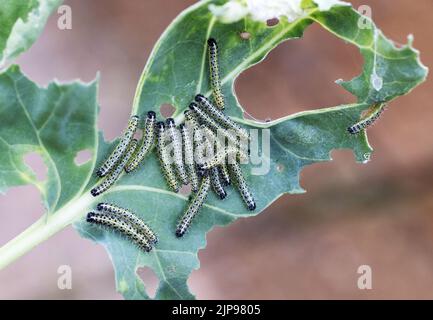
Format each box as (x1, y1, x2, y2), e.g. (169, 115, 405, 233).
(276, 163, 285, 172)
(239, 31, 251, 40)
(266, 18, 279, 27)
(235, 24, 362, 121)
(179, 184, 192, 196)
(134, 129, 143, 140)
(24, 152, 47, 182)
(160, 103, 175, 119)
(136, 266, 159, 299)
(74, 149, 92, 166)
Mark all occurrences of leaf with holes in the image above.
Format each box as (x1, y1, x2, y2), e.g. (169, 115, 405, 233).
(0, 0, 427, 299)
(0, 0, 63, 68)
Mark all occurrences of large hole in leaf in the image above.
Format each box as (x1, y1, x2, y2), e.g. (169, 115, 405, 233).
(24, 152, 48, 182)
(179, 184, 192, 197)
(74, 149, 93, 166)
(136, 266, 159, 298)
(266, 18, 280, 27)
(160, 103, 175, 119)
(235, 23, 362, 122)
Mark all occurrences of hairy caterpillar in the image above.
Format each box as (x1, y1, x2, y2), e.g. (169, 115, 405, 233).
(348, 102, 386, 134)
(176, 174, 211, 237)
(208, 38, 225, 110)
(184, 110, 200, 133)
(125, 111, 156, 173)
(97, 115, 139, 177)
(198, 132, 227, 199)
(179, 123, 200, 193)
(198, 147, 238, 171)
(189, 102, 242, 152)
(218, 164, 231, 186)
(210, 167, 227, 199)
(195, 94, 248, 139)
(86, 211, 153, 252)
(91, 139, 138, 197)
(96, 203, 158, 244)
(156, 121, 179, 193)
(166, 118, 189, 185)
(228, 161, 256, 211)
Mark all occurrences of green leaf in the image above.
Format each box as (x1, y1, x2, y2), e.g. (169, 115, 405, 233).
(0, 1, 427, 299)
(0, 65, 98, 212)
(77, 1, 427, 299)
(0, 0, 63, 68)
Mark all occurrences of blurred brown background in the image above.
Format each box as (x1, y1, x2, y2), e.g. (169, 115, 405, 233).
(0, 0, 432, 299)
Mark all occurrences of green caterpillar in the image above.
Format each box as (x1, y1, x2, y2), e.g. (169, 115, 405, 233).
(210, 167, 227, 200)
(166, 118, 189, 185)
(228, 161, 256, 211)
(208, 38, 225, 110)
(97, 115, 139, 177)
(96, 202, 158, 244)
(348, 103, 386, 134)
(156, 121, 180, 193)
(218, 163, 231, 186)
(91, 139, 138, 197)
(86, 212, 153, 252)
(125, 111, 156, 173)
(176, 174, 211, 237)
(189, 102, 236, 145)
(195, 94, 248, 140)
(179, 123, 200, 193)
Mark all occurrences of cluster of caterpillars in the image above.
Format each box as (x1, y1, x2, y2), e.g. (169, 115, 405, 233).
(88, 38, 256, 250)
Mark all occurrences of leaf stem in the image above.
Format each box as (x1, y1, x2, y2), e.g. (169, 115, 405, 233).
(0, 193, 94, 270)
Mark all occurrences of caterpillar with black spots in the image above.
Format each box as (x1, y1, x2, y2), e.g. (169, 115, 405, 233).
(97, 115, 139, 177)
(348, 102, 386, 134)
(91, 139, 138, 197)
(125, 111, 156, 173)
(86, 211, 153, 252)
(195, 94, 248, 140)
(176, 173, 211, 238)
(96, 203, 158, 244)
(156, 121, 180, 193)
(228, 161, 256, 211)
(166, 118, 189, 185)
(189, 102, 247, 160)
(208, 38, 225, 110)
(179, 123, 200, 193)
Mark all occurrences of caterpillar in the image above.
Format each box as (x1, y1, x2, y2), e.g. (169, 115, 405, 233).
(97, 115, 139, 177)
(156, 121, 180, 193)
(189, 102, 241, 151)
(228, 161, 256, 211)
(176, 174, 211, 237)
(210, 167, 227, 199)
(184, 110, 200, 133)
(200, 125, 232, 186)
(166, 118, 189, 185)
(195, 94, 248, 140)
(199, 125, 246, 172)
(348, 102, 386, 134)
(96, 202, 158, 244)
(179, 123, 200, 193)
(198, 147, 238, 171)
(91, 139, 138, 197)
(86, 211, 153, 252)
(218, 164, 231, 186)
(125, 111, 156, 173)
(208, 38, 225, 110)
